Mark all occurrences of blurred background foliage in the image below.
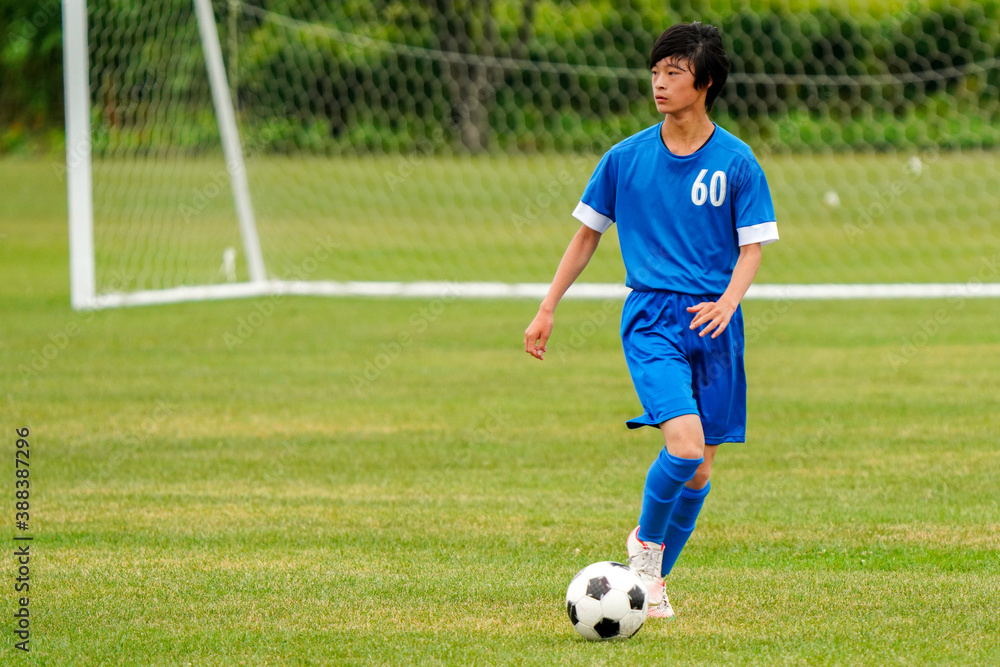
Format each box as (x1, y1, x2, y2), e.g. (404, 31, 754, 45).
(2, 0, 999, 155)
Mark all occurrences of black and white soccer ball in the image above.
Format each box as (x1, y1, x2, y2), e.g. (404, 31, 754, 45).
(565, 561, 648, 640)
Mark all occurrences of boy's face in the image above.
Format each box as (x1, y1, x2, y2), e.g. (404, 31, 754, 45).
(651, 57, 708, 115)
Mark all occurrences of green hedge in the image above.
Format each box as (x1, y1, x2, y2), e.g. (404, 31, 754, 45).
(2, 0, 999, 155)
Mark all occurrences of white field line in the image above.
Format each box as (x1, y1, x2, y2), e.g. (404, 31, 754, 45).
(81, 280, 1000, 310)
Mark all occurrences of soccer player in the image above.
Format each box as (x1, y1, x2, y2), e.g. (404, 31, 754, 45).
(523, 22, 778, 619)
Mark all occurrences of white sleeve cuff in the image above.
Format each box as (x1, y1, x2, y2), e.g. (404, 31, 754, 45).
(572, 201, 614, 234)
(738, 221, 779, 246)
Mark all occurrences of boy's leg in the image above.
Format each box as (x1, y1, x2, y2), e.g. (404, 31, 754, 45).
(636, 414, 705, 545)
(620, 291, 716, 617)
(656, 297, 746, 576)
(661, 445, 717, 576)
(628, 414, 704, 618)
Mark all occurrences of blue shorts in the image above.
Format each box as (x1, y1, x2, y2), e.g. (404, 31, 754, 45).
(621, 290, 747, 444)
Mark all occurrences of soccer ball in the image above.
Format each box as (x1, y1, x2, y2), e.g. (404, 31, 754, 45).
(565, 561, 648, 640)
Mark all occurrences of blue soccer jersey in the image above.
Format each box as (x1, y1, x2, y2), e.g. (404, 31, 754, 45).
(573, 123, 778, 295)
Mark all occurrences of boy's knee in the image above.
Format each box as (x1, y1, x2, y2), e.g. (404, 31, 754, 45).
(687, 465, 712, 490)
(666, 437, 704, 460)
(660, 414, 704, 459)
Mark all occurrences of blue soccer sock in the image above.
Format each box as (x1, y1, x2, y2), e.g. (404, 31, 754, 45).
(636, 449, 702, 546)
(660, 481, 711, 576)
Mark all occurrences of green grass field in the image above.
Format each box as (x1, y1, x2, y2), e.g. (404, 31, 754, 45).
(2, 155, 999, 665)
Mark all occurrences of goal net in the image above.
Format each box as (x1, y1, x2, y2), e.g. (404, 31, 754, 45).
(65, 0, 1000, 309)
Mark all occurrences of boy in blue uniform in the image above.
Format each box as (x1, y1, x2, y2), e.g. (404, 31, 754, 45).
(524, 23, 778, 618)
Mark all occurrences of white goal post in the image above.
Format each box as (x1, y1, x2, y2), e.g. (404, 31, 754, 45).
(63, 1, 1000, 310)
(63, 0, 95, 310)
(65, 0, 268, 309)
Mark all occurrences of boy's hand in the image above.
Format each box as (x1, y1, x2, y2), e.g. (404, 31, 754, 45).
(687, 298, 737, 338)
(524, 310, 554, 360)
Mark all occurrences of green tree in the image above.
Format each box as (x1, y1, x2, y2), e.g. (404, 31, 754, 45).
(0, 0, 64, 145)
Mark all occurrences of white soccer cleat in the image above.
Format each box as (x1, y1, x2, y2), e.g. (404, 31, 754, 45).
(626, 526, 675, 619)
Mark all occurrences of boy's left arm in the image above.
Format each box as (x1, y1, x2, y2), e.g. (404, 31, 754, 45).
(687, 242, 762, 338)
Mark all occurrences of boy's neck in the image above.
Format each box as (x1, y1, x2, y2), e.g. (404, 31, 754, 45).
(660, 110, 715, 156)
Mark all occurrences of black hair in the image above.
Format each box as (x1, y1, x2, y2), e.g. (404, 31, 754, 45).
(649, 22, 731, 111)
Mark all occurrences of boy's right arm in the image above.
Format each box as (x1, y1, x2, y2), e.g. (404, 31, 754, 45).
(523, 224, 602, 360)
